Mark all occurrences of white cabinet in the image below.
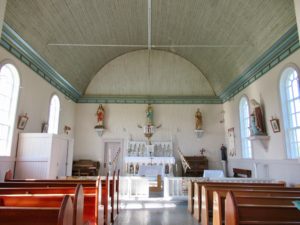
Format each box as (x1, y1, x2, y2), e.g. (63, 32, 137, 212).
(15, 133, 74, 179)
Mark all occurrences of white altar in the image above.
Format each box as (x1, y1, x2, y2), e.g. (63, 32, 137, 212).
(125, 140, 175, 176)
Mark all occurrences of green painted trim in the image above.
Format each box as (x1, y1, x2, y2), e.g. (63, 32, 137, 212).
(220, 24, 300, 102)
(0, 23, 81, 102)
(78, 95, 222, 104)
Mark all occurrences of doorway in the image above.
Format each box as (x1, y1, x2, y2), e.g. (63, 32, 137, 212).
(103, 139, 123, 175)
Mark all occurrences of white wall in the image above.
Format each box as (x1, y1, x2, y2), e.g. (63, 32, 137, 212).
(0, 46, 76, 181)
(223, 49, 300, 185)
(74, 104, 225, 175)
(86, 49, 214, 96)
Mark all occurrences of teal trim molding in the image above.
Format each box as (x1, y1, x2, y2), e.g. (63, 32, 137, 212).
(0, 23, 299, 104)
(0, 23, 81, 102)
(78, 95, 222, 104)
(220, 24, 300, 102)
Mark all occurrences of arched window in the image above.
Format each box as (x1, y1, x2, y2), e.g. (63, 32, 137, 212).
(280, 66, 300, 159)
(0, 63, 20, 156)
(239, 96, 252, 158)
(48, 95, 60, 134)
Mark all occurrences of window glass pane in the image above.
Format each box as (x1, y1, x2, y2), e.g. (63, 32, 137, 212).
(0, 64, 19, 156)
(297, 113, 300, 127)
(0, 124, 9, 140)
(287, 86, 293, 100)
(48, 95, 60, 134)
(288, 100, 295, 114)
(0, 95, 10, 111)
(292, 79, 299, 98)
(239, 97, 252, 158)
(289, 113, 296, 128)
(0, 140, 6, 151)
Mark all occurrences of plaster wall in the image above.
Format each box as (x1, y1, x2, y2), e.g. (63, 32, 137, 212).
(74, 103, 225, 175)
(0, 46, 76, 181)
(223, 49, 300, 185)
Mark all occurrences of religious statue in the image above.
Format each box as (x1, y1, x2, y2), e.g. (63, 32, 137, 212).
(249, 99, 266, 135)
(146, 104, 154, 125)
(95, 104, 105, 128)
(220, 144, 227, 161)
(195, 109, 203, 130)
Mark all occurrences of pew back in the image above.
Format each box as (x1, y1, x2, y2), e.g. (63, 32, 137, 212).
(225, 191, 300, 225)
(0, 195, 73, 225)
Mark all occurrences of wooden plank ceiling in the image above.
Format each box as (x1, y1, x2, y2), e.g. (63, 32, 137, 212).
(4, 0, 296, 96)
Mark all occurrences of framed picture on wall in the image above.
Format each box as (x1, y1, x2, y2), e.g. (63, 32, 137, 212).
(270, 118, 280, 133)
(17, 114, 29, 130)
(228, 127, 236, 156)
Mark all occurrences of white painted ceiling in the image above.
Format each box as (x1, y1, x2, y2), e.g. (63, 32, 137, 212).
(4, 0, 296, 96)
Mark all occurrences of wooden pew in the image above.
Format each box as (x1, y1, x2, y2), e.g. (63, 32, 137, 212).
(193, 181, 285, 222)
(116, 169, 120, 214)
(0, 194, 73, 225)
(213, 189, 300, 225)
(0, 184, 83, 225)
(0, 178, 100, 225)
(201, 184, 300, 225)
(5, 170, 115, 225)
(101, 174, 112, 225)
(109, 171, 117, 223)
(225, 191, 300, 225)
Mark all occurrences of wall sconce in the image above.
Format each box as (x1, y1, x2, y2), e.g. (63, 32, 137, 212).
(95, 128, 105, 137)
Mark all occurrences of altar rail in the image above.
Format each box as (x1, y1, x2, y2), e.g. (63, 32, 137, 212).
(119, 176, 276, 200)
(119, 176, 149, 199)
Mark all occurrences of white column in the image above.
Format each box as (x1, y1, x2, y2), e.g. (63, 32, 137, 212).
(0, 0, 7, 38)
(294, 0, 300, 40)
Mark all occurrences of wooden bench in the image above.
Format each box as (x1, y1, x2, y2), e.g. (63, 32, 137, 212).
(225, 191, 300, 225)
(193, 181, 285, 222)
(201, 184, 300, 225)
(109, 171, 118, 223)
(116, 170, 120, 214)
(213, 188, 300, 225)
(0, 195, 73, 225)
(5, 169, 119, 225)
(0, 184, 83, 225)
(101, 174, 112, 225)
(1, 177, 101, 225)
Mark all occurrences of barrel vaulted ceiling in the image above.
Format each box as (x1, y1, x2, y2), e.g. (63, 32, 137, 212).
(3, 0, 297, 102)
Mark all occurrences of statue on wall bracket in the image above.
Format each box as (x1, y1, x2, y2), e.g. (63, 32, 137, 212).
(249, 99, 267, 136)
(138, 104, 161, 144)
(95, 104, 105, 128)
(195, 109, 203, 130)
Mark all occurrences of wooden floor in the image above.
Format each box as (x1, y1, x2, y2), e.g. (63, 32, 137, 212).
(115, 201, 198, 225)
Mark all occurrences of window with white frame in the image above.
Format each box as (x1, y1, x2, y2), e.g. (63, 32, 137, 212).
(48, 95, 60, 134)
(280, 66, 300, 159)
(239, 96, 252, 158)
(0, 63, 20, 156)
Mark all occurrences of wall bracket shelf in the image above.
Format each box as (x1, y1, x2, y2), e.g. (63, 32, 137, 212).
(194, 129, 204, 138)
(95, 128, 105, 137)
(248, 135, 270, 151)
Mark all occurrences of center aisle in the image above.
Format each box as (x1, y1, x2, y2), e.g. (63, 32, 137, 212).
(114, 201, 199, 225)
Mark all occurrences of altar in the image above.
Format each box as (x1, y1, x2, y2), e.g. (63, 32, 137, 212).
(125, 140, 175, 176)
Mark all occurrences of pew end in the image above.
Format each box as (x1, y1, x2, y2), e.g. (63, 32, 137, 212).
(225, 191, 239, 225)
(4, 170, 13, 181)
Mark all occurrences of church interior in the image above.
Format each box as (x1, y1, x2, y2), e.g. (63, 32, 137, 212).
(1, 0, 300, 224)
